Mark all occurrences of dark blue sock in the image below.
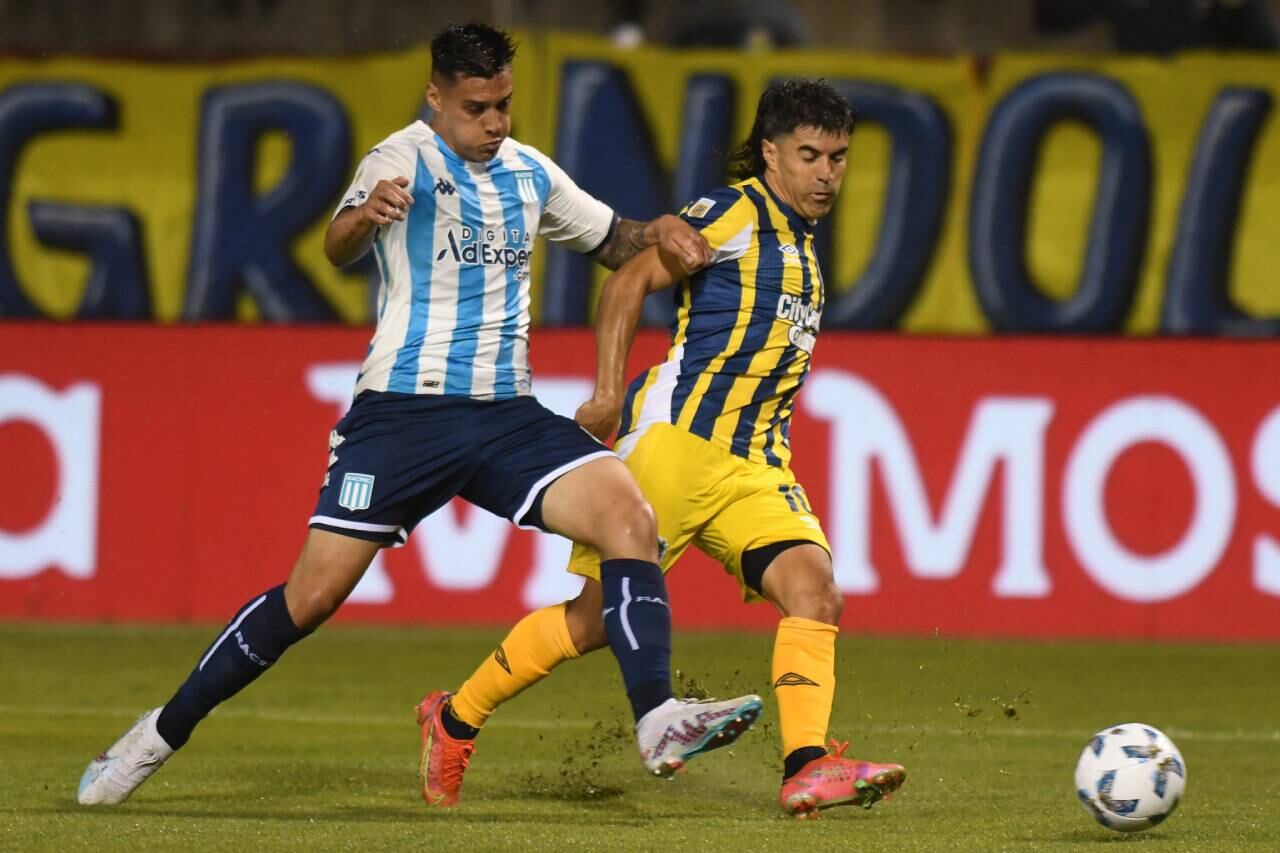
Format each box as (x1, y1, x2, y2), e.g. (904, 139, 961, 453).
(601, 559, 673, 723)
(155, 585, 308, 749)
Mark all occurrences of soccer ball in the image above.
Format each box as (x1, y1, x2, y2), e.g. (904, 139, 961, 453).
(1074, 723, 1186, 832)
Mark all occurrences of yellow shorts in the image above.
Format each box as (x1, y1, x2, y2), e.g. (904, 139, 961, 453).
(567, 423, 831, 602)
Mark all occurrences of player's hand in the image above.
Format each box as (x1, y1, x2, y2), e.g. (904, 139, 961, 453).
(652, 214, 712, 273)
(575, 395, 623, 443)
(360, 176, 414, 226)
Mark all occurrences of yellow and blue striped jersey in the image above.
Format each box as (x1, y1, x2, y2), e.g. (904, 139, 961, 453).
(617, 177, 824, 468)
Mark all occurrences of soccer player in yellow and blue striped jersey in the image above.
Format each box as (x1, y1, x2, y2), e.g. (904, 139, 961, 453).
(431, 79, 906, 817)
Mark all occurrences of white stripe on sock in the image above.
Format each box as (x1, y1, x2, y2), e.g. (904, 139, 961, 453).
(198, 594, 268, 671)
(619, 576, 640, 651)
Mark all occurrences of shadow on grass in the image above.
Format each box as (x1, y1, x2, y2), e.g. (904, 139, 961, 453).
(32, 798, 719, 828)
(33, 773, 778, 826)
(1049, 828, 1179, 844)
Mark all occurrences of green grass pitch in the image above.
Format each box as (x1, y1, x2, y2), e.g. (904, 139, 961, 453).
(2, 622, 1277, 851)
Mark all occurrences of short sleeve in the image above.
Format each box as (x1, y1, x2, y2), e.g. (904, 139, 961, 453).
(520, 148, 616, 253)
(678, 187, 755, 264)
(333, 136, 418, 220)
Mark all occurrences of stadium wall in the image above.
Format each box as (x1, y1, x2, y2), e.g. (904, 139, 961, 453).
(3, 326, 1279, 639)
(1, 38, 1279, 333)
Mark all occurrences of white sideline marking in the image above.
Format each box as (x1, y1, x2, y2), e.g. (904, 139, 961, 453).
(1, 704, 1277, 743)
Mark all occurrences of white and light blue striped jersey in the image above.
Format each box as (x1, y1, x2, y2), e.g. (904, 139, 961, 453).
(335, 121, 615, 399)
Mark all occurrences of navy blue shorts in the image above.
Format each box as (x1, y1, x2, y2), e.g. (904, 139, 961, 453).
(309, 392, 613, 546)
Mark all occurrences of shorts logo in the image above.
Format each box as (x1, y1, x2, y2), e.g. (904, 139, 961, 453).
(494, 645, 512, 675)
(773, 672, 820, 688)
(338, 473, 375, 512)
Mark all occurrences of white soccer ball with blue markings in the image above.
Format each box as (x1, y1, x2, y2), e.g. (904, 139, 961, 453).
(1074, 723, 1186, 832)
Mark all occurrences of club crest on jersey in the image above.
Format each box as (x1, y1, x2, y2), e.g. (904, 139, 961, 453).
(514, 170, 539, 203)
(338, 473, 375, 512)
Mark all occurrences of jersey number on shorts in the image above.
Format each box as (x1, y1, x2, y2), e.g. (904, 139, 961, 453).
(778, 484, 813, 514)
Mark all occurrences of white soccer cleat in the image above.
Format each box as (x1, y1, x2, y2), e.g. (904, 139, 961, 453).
(77, 708, 174, 805)
(636, 694, 763, 778)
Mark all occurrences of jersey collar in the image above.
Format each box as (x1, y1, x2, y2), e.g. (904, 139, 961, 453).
(754, 175, 816, 235)
(426, 122, 505, 170)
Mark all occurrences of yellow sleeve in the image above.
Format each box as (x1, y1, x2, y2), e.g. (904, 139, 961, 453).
(679, 188, 756, 264)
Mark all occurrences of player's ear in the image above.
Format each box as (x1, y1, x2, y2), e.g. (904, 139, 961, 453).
(761, 138, 779, 173)
(425, 80, 443, 113)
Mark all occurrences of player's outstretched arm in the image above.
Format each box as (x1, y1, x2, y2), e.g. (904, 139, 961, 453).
(592, 215, 712, 273)
(576, 245, 687, 441)
(323, 176, 415, 267)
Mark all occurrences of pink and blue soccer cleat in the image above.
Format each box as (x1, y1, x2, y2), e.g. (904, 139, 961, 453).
(636, 695, 763, 777)
(778, 740, 907, 818)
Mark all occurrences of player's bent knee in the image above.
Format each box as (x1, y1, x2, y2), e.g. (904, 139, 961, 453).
(622, 495, 658, 551)
(595, 460, 657, 547)
(756, 544, 843, 625)
(285, 530, 379, 630)
(778, 581, 842, 625)
(284, 584, 343, 631)
(539, 460, 658, 560)
(814, 580, 844, 625)
(284, 569, 355, 631)
(593, 493, 658, 561)
(567, 611, 609, 655)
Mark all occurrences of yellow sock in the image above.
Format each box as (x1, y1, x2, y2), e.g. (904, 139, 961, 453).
(449, 602, 580, 729)
(771, 616, 838, 758)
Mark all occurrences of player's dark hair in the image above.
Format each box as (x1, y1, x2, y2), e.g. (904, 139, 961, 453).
(430, 22, 518, 81)
(729, 79, 855, 179)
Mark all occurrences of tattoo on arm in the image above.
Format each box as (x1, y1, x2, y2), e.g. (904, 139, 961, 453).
(592, 219, 650, 270)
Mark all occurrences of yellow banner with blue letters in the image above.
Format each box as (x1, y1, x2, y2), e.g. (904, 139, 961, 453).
(1, 36, 1277, 332)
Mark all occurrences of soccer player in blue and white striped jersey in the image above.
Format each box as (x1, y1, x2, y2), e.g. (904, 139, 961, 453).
(77, 22, 762, 808)
(326, 88, 605, 400)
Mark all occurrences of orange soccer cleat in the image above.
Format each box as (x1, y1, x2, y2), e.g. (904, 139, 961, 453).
(778, 740, 906, 818)
(416, 690, 477, 807)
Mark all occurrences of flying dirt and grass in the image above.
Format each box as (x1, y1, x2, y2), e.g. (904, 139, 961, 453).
(2, 623, 1276, 851)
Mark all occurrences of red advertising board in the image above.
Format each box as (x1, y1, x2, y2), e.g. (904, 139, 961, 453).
(3, 324, 1279, 640)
